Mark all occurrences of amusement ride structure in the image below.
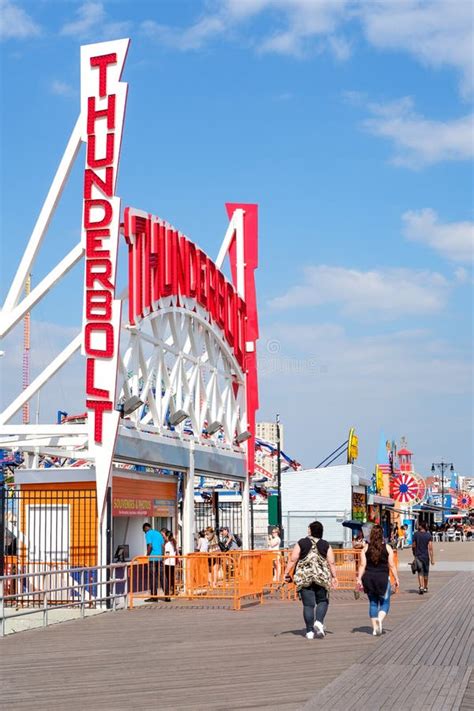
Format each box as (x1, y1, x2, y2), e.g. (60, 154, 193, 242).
(0, 38, 259, 563)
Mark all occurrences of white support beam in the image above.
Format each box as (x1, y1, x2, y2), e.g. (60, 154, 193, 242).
(0, 424, 87, 436)
(0, 243, 84, 338)
(215, 208, 245, 298)
(182, 444, 195, 555)
(241, 477, 250, 550)
(0, 334, 82, 425)
(3, 117, 82, 311)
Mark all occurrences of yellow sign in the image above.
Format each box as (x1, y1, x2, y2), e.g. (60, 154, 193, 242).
(347, 427, 359, 463)
(375, 464, 384, 493)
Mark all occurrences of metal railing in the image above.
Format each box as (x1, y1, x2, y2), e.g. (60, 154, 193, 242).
(0, 562, 128, 636)
(0, 548, 399, 633)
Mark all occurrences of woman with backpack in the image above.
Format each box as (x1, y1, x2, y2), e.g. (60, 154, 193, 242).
(283, 520, 339, 640)
(356, 524, 400, 636)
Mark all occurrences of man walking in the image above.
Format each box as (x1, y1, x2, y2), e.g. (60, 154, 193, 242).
(412, 521, 435, 594)
(143, 523, 164, 601)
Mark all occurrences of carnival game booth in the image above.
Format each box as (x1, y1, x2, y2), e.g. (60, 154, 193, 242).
(281, 464, 372, 546)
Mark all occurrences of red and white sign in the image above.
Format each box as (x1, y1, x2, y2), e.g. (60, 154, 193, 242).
(123, 204, 259, 477)
(80, 39, 129, 445)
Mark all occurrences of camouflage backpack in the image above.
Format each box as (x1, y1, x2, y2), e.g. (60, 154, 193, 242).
(293, 537, 331, 592)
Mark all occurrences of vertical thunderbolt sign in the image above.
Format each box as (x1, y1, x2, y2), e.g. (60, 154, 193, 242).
(80, 39, 129, 520)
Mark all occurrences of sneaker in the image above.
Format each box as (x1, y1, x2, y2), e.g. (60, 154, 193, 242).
(314, 621, 325, 638)
(305, 631, 315, 640)
(418, 588, 424, 595)
(423, 588, 428, 593)
(144, 597, 156, 602)
(372, 629, 378, 636)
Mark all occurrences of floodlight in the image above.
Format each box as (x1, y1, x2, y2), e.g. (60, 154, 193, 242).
(235, 430, 251, 444)
(206, 421, 222, 436)
(170, 409, 188, 426)
(117, 396, 143, 417)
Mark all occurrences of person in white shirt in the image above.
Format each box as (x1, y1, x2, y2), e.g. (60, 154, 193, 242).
(267, 527, 282, 581)
(163, 530, 177, 601)
(197, 530, 209, 552)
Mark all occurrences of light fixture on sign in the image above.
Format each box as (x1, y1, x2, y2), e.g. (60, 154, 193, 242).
(206, 421, 222, 436)
(170, 409, 188, 426)
(119, 396, 143, 417)
(235, 430, 251, 444)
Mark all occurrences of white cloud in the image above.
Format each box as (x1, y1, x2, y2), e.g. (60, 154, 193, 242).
(358, 0, 474, 97)
(142, 0, 353, 60)
(140, 0, 474, 94)
(269, 265, 450, 318)
(50, 80, 76, 98)
(403, 209, 474, 264)
(258, 320, 473, 474)
(141, 16, 226, 51)
(362, 97, 474, 168)
(60, 1, 131, 40)
(61, 1, 104, 37)
(0, 0, 41, 40)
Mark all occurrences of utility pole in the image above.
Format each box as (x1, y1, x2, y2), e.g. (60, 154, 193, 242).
(431, 461, 454, 524)
(276, 413, 283, 546)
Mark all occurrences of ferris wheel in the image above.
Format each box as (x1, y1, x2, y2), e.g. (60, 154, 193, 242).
(391, 471, 426, 506)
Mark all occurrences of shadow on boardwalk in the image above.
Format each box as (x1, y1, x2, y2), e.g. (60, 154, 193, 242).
(1, 570, 472, 710)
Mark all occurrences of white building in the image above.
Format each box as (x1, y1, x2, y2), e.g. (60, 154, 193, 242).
(255, 421, 284, 478)
(281, 464, 372, 546)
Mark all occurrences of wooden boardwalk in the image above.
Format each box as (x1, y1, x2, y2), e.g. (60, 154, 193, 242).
(1, 570, 472, 710)
(305, 572, 473, 710)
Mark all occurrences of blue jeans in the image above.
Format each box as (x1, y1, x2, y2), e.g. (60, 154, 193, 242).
(368, 584, 391, 618)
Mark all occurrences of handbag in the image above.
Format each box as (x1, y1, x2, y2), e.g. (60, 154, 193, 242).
(411, 557, 422, 574)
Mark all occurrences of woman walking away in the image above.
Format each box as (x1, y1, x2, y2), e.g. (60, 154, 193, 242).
(356, 524, 400, 636)
(283, 521, 339, 640)
(163, 530, 177, 601)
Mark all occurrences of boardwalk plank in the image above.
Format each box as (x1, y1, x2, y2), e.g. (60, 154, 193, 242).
(304, 572, 473, 711)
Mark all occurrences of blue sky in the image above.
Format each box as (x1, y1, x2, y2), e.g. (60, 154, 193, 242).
(0, 0, 473, 477)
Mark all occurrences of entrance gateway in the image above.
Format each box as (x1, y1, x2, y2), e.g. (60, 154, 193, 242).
(0, 39, 259, 570)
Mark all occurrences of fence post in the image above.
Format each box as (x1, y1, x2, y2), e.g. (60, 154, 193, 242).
(124, 561, 129, 609)
(112, 567, 116, 612)
(0, 578, 5, 637)
(250, 496, 255, 550)
(42, 573, 49, 628)
(80, 569, 85, 618)
(0, 477, 5, 577)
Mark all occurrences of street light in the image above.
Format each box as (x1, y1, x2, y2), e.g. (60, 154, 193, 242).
(431, 461, 454, 524)
(276, 413, 282, 545)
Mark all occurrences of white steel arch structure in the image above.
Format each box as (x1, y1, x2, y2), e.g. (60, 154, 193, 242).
(0, 38, 259, 558)
(119, 306, 247, 444)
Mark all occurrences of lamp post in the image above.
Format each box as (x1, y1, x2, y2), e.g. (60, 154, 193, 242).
(431, 461, 454, 524)
(276, 413, 282, 546)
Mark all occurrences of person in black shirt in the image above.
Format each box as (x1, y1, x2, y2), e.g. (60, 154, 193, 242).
(412, 520, 435, 594)
(283, 521, 338, 640)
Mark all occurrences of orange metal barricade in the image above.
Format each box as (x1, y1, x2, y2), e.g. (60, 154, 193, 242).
(128, 548, 399, 610)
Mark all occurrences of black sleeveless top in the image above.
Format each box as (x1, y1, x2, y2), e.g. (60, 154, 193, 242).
(298, 537, 329, 560)
(362, 544, 390, 597)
